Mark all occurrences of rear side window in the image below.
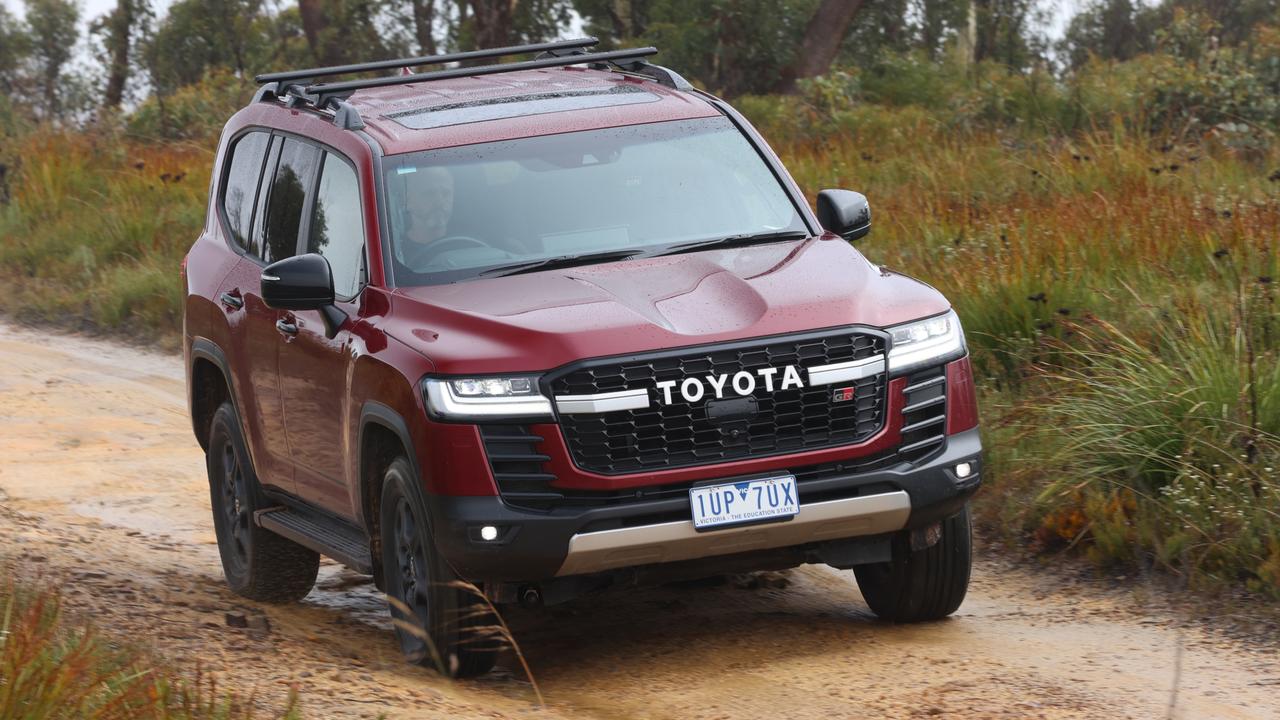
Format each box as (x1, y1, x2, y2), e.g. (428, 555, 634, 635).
(220, 131, 270, 254)
(248, 136, 283, 258)
(263, 138, 320, 264)
(308, 153, 365, 299)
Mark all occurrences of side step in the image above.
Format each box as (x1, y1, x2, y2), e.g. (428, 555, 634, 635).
(257, 505, 373, 574)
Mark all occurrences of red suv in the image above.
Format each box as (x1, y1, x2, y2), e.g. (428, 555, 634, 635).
(184, 39, 981, 677)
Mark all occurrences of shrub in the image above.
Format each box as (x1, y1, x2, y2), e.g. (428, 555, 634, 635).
(127, 69, 256, 142)
(1029, 308, 1280, 594)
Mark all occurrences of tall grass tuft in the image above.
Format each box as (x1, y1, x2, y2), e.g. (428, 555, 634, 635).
(0, 578, 299, 719)
(1025, 306, 1280, 594)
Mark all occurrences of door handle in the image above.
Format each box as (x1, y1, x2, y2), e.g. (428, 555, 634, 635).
(219, 291, 244, 310)
(275, 318, 298, 335)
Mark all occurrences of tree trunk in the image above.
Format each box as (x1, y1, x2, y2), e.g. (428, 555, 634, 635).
(102, 0, 134, 109)
(468, 0, 515, 54)
(216, 0, 246, 76)
(774, 0, 865, 94)
(411, 0, 437, 55)
(973, 0, 996, 63)
(298, 0, 333, 64)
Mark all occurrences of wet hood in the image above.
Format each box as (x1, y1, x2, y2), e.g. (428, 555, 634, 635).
(384, 236, 950, 375)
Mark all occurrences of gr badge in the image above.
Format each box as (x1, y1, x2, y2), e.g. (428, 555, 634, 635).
(832, 386, 856, 403)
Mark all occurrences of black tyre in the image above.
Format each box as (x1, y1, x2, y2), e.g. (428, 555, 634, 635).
(854, 505, 972, 622)
(208, 402, 319, 603)
(379, 457, 498, 678)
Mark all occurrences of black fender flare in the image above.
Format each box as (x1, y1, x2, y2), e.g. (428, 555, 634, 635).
(357, 401, 426, 529)
(189, 338, 238, 445)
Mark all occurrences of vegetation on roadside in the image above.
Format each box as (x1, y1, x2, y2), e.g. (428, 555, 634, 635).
(740, 19, 1280, 596)
(0, 577, 300, 719)
(0, 2, 1277, 598)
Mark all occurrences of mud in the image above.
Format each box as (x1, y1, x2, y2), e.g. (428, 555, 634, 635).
(1, 321, 1277, 719)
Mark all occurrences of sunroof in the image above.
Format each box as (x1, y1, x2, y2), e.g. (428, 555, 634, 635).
(386, 84, 660, 130)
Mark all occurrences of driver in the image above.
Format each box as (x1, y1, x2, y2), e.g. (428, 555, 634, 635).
(394, 166, 455, 270)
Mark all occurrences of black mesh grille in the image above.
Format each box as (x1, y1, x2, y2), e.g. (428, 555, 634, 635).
(482, 366, 949, 516)
(548, 331, 888, 474)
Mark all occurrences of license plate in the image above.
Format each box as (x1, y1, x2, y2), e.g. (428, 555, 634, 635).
(689, 474, 799, 531)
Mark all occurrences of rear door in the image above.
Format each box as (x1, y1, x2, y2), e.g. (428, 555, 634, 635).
(276, 149, 368, 516)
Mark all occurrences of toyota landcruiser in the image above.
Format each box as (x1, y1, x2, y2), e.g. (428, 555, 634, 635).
(183, 38, 982, 678)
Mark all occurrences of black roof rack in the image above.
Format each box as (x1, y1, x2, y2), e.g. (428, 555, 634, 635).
(251, 38, 691, 131)
(307, 47, 659, 105)
(253, 37, 600, 85)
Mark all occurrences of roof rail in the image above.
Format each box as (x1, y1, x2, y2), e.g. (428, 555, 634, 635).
(253, 37, 600, 85)
(306, 47, 659, 105)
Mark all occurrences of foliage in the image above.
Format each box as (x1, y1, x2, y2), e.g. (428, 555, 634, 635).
(22, 0, 83, 121)
(1028, 311, 1280, 593)
(640, 0, 817, 96)
(0, 5, 31, 96)
(0, 129, 210, 348)
(739, 76, 1279, 596)
(127, 69, 258, 141)
(0, 578, 301, 718)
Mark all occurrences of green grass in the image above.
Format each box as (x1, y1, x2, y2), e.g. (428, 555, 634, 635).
(0, 130, 210, 350)
(0, 577, 299, 719)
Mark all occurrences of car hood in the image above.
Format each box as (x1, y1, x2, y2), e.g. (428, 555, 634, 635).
(384, 236, 950, 375)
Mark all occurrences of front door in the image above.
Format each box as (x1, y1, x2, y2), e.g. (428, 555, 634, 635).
(276, 149, 369, 517)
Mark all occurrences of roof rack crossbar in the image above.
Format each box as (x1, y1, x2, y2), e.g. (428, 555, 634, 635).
(254, 37, 599, 85)
(306, 47, 660, 105)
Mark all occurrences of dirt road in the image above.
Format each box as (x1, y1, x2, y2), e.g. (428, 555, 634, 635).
(1, 321, 1277, 719)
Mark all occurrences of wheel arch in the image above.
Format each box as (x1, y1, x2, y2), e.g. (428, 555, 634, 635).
(190, 338, 236, 452)
(358, 401, 426, 588)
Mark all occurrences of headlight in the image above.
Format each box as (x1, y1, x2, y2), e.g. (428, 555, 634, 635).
(423, 376, 553, 421)
(886, 310, 965, 373)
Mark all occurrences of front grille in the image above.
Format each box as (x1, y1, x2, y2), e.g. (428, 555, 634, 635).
(548, 330, 888, 474)
(482, 366, 949, 516)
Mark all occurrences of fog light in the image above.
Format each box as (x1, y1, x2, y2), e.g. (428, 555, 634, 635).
(479, 525, 499, 541)
(955, 462, 972, 479)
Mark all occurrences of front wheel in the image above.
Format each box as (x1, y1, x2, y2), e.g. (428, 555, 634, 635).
(854, 505, 972, 622)
(379, 458, 498, 677)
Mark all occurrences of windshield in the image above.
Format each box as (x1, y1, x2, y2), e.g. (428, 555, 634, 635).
(382, 117, 807, 286)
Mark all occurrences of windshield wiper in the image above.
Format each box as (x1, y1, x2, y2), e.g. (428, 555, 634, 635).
(638, 230, 810, 259)
(477, 248, 646, 278)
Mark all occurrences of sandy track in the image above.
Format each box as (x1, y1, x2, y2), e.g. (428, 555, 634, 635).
(1, 321, 1277, 719)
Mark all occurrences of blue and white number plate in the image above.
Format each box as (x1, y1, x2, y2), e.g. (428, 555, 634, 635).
(689, 474, 799, 530)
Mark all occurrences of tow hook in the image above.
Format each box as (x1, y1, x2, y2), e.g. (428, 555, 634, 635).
(518, 584, 544, 608)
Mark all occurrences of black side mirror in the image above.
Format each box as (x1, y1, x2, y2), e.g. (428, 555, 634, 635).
(816, 189, 871, 241)
(261, 253, 347, 338)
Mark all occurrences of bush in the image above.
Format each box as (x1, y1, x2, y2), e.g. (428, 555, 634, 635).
(127, 69, 256, 141)
(1028, 310, 1280, 594)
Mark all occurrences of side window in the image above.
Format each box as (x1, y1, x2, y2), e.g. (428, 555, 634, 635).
(249, 135, 283, 259)
(308, 153, 366, 299)
(263, 138, 320, 264)
(220, 131, 270, 254)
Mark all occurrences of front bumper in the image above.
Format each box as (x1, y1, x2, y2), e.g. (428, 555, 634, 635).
(428, 427, 982, 582)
